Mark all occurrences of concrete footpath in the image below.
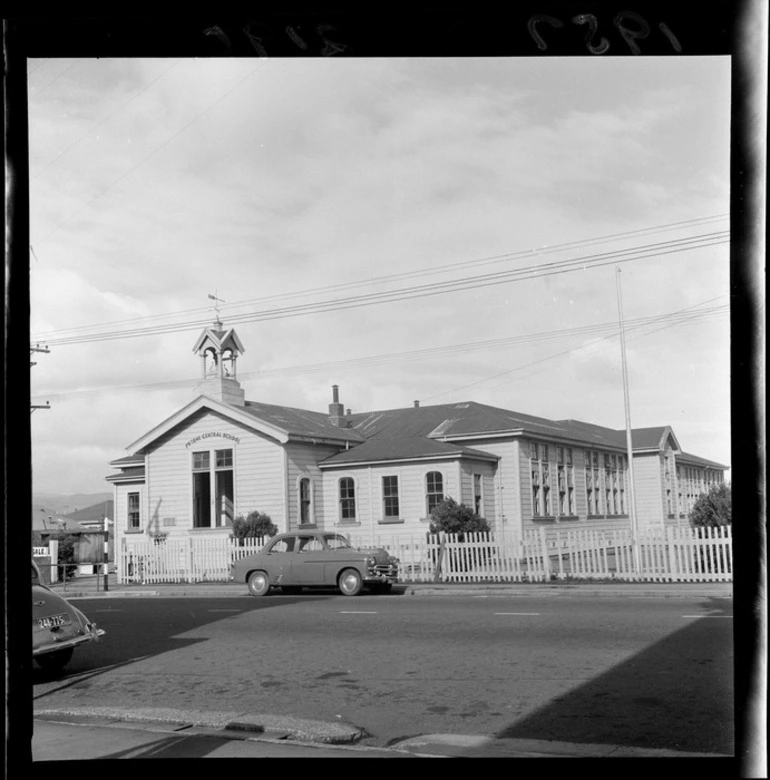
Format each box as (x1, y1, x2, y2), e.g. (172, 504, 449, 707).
(47, 572, 733, 601)
(31, 714, 734, 760)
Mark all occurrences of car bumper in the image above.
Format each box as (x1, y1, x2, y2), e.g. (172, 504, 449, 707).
(363, 572, 398, 585)
(33, 624, 105, 657)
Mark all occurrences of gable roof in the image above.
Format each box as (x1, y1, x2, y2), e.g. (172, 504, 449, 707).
(557, 420, 680, 452)
(347, 401, 570, 441)
(192, 326, 245, 355)
(343, 402, 681, 454)
(677, 451, 730, 469)
(61, 500, 114, 525)
(320, 436, 499, 467)
(126, 394, 363, 455)
(240, 401, 364, 445)
(113, 392, 724, 473)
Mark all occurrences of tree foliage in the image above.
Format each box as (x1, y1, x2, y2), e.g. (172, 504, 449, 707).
(429, 497, 490, 538)
(689, 483, 732, 528)
(46, 533, 77, 565)
(231, 511, 278, 541)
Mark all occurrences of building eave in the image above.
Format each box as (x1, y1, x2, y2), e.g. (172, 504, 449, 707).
(126, 394, 290, 454)
(319, 451, 500, 469)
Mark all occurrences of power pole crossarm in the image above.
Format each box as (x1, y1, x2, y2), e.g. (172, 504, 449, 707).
(30, 345, 52, 411)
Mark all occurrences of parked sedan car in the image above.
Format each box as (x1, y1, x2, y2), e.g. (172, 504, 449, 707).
(32, 560, 105, 671)
(230, 531, 399, 596)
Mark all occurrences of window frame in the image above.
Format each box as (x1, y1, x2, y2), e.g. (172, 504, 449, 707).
(382, 475, 400, 520)
(473, 473, 484, 517)
(556, 447, 575, 516)
(338, 476, 357, 524)
(192, 447, 235, 529)
(531, 441, 552, 518)
(425, 471, 444, 517)
(298, 476, 314, 526)
(127, 491, 141, 531)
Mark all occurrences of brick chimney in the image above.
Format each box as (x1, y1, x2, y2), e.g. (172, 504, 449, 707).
(328, 385, 345, 426)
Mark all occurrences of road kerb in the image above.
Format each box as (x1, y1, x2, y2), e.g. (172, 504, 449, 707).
(34, 706, 367, 745)
(391, 733, 734, 758)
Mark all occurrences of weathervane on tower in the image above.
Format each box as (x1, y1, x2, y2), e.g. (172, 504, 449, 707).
(208, 292, 225, 328)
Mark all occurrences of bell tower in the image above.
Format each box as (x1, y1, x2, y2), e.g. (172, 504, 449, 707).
(192, 308, 246, 406)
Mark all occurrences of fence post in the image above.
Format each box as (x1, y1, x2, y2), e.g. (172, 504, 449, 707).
(666, 526, 678, 582)
(539, 526, 551, 581)
(434, 534, 446, 582)
(48, 538, 59, 583)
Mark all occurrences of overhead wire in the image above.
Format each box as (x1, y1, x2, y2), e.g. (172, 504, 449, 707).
(32, 229, 728, 347)
(423, 298, 729, 402)
(30, 298, 727, 402)
(30, 213, 728, 342)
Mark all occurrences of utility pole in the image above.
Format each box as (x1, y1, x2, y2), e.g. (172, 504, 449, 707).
(30, 344, 51, 413)
(102, 503, 110, 592)
(616, 268, 642, 575)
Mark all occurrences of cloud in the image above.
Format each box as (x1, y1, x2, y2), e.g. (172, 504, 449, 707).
(26, 57, 732, 492)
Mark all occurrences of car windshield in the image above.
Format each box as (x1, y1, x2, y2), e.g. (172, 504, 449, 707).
(324, 534, 351, 549)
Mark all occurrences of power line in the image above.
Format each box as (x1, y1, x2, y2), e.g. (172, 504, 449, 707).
(30, 299, 727, 402)
(30, 214, 728, 341)
(423, 298, 729, 402)
(32, 230, 729, 347)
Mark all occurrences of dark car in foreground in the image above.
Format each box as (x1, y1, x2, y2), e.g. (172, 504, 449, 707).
(32, 560, 105, 671)
(230, 531, 399, 596)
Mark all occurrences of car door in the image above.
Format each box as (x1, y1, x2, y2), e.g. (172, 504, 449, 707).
(293, 535, 327, 584)
(264, 535, 298, 584)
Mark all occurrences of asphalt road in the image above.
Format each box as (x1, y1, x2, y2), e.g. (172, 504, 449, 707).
(32, 591, 734, 755)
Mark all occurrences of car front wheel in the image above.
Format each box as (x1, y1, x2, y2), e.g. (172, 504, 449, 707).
(247, 571, 271, 596)
(35, 648, 74, 671)
(338, 568, 363, 596)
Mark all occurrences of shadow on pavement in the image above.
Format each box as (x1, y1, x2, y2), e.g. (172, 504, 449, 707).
(90, 732, 237, 759)
(488, 597, 734, 756)
(32, 594, 332, 696)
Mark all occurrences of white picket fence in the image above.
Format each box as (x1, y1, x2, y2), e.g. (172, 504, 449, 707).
(116, 525, 732, 585)
(119, 536, 267, 584)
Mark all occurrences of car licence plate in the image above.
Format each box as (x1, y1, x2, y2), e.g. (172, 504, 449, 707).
(37, 614, 68, 629)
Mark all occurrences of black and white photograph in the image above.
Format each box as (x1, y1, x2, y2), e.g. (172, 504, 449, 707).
(6, 7, 765, 772)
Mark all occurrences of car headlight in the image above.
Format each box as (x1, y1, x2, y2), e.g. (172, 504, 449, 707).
(366, 556, 377, 567)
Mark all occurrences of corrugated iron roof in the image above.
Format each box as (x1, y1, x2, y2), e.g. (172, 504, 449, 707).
(240, 400, 364, 443)
(321, 436, 499, 466)
(677, 451, 730, 469)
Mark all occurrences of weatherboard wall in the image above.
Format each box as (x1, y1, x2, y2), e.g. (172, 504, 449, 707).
(285, 441, 340, 531)
(459, 460, 497, 528)
(141, 409, 286, 536)
(320, 460, 465, 538)
(630, 452, 666, 529)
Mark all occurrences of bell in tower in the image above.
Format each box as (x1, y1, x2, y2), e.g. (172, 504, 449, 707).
(192, 315, 246, 407)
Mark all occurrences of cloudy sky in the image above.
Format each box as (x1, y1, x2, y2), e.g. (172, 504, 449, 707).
(28, 56, 731, 495)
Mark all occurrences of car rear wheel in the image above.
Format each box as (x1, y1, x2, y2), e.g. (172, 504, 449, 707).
(338, 568, 363, 596)
(247, 571, 271, 596)
(35, 648, 74, 671)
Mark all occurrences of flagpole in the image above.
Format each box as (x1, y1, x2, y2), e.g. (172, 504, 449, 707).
(616, 268, 642, 575)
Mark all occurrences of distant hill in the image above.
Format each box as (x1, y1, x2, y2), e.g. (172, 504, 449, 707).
(33, 492, 112, 530)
